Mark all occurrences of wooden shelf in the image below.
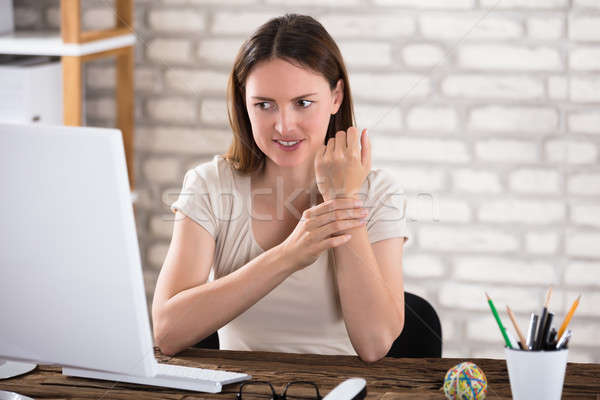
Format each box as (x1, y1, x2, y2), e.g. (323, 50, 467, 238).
(0, 31, 136, 56)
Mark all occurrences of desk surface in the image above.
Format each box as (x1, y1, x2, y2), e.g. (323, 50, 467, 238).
(1, 348, 599, 399)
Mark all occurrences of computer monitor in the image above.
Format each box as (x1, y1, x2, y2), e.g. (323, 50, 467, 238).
(0, 123, 155, 377)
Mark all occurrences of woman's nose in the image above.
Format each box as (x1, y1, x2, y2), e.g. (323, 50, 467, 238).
(274, 109, 296, 137)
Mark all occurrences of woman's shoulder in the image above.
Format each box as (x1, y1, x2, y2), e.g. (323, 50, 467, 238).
(184, 154, 237, 188)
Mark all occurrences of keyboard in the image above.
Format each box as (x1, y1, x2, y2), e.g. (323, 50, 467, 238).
(62, 363, 251, 393)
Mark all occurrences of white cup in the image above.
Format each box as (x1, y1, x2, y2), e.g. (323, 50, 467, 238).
(505, 348, 568, 400)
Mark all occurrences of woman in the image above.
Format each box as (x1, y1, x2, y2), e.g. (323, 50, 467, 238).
(152, 14, 409, 363)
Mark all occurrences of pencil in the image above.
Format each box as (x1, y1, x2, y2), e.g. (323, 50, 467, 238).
(534, 287, 553, 350)
(485, 292, 512, 349)
(557, 294, 581, 340)
(506, 306, 528, 351)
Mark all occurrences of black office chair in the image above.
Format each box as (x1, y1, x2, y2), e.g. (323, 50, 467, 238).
(194, 292, 442, 358)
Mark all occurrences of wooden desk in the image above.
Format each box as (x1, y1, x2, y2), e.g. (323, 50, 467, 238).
(1, 348, 599, 399)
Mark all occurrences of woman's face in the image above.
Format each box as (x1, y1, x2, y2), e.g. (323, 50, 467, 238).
(244, 57, 343, 168)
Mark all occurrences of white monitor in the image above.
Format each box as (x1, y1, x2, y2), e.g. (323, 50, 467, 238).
(0, 123, 155, 377)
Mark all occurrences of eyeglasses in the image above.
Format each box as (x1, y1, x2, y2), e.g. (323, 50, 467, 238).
(235, 380, 323, 400)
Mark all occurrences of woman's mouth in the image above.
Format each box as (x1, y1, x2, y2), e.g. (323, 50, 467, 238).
(273, 139, 303, 151)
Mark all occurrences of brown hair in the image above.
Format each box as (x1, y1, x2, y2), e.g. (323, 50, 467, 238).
(223, 14, 355, 174)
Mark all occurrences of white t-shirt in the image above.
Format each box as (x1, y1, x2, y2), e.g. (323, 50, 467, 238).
(170, 154, 410, 355)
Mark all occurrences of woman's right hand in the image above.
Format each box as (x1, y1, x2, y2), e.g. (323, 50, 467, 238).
(278, 198, 368, 271)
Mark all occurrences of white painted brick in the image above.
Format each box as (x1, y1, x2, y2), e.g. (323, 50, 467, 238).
(339, 41, 392, 67)
(545, 140, 598, 164)
(405, 194, 440, 223)
(211, 12, 279, 34)
(574, 0, 600, 8)
(87, 97, 115, 120)
(148, 242, 169, 269)
(165, 69, 228, 94)
(87, 65, 114, 90)
(351, 73, 430, 100)
(527, 17, 563, 39)
(371, 137, 470, 163)
(455, 257, 558, 284)
(143, 158, 180, 184)
(437, 198, 472, 223)
(150, 215, 175, 238)
(566, 231, 600, 257)
(442, 75, 544, 100)
(46, 7, 60, 29)
(200, 99, 228, 125)
(569, 111, 600, 134)
(149, 9, 205, 32)
(374, 0, 474, 8)
(459, 45, 561, 71)
(136, 126, 232, 155)
(14, 7, 40, 27)
(146, 97, 197, 123)
(481, 0, 567, 8)
(571, 76, 600, 102)
(402, 44, 446, 67)
(147, 39, 192, 64)
(548, 76, 568, 99)
(525, 231, 560, 255)
(452, 169, 502, 194)
(136, 68, 163, 92)
(567, 293, 600, 318)
(419, 226, 519, 252)
(468, 106, 558, 133)
(82, 8, 114, 31)
(561, 322, 599, 350)
(564, 261, 600, 286)
(509, 169, 561, 194)
(572, 204, 600, 228)
(403, 254, 445, 277)
(475, 140, 539, 163)
(169, 0, 254, 3)
(197, 39, 244, 65)
(569, 17, 600, 41)
(478, 199, 565, 224)
(265, 0, 359, 5)
(420, 15, 523, 40)
(375, 164, 445, 192)
(319, 15, 415, 38)
(467, 315, 528, 343)
(439, 283, 550, 312)
(402, 283, 429, 300)
(570, 48, 600, 71)
(406, 107, 457, 132)
(568, 173, 600, 195)
(355, 104, 402, 130)
(568, 351, 595, 364)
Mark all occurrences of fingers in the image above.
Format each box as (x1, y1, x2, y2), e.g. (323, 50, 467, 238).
(316, 217, 366, 238)
(323, 234, 352, 249)
(334, 130, 346, 154)
(305, 197, 362, 218)
(347, 127, 359, 152)
(361, 128, 371, 168)
(310, 206, 368, 229)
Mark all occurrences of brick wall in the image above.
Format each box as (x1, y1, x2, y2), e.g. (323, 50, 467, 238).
(14, 0, 600, 363)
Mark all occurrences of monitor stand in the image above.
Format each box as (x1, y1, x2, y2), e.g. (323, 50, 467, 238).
(0, 359, 37, 379)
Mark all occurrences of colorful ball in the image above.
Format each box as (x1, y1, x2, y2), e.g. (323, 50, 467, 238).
(443, 361, 487, 400)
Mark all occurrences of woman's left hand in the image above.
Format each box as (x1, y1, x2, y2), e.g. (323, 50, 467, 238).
(314, 127, 371, 201)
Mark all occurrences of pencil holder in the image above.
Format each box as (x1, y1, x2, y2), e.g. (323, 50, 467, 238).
(504, 348, 568, 400)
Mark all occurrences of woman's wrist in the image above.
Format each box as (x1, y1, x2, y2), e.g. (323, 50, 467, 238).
(270, 242, 300, 275)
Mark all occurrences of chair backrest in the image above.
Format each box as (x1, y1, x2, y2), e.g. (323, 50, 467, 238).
(195, 292, 442, 358)
(386, 292, 442, 358)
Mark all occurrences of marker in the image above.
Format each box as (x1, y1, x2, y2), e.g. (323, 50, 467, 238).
(526, 313, 538, 350)
(485, 292, 512, 349)
(534, 287, 552, 350)
(556, 329, 572, 350)
(557, 295, 581, 340)
(541, 312, 554, 350)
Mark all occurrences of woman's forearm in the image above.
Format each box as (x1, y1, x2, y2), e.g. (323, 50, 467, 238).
(154, 246, 295, 356)
(332, 226, 404, 363)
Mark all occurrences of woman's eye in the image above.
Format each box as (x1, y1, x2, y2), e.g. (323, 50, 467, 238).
(256, 102, 273, 110)
(297, 100, 313, 108)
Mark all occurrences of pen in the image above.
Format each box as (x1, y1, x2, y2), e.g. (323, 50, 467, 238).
(534, 287, 552, 350)
(526, 313, 538, 350)
(506, 306, 529, 351)
(541, 312, 554, 350)
(556, 329, 572, 350)
(485, 292, 512, 349)
(557, 294, 581, 340)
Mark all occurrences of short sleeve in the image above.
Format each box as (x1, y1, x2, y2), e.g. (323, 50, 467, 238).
(170, 164, 219, 239)
(362, 168, 410, 244)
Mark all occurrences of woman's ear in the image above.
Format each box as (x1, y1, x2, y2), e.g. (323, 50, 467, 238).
(330, 79, 344, 115)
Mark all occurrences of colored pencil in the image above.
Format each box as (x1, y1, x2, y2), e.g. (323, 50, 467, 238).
(485, 292, 512, 349)
(557, 294, 581, 340)
(506, 306, 529, 351)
